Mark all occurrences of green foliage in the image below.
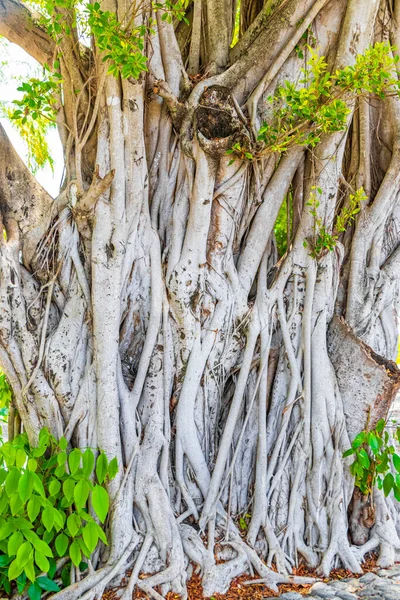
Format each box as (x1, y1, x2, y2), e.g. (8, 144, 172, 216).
(257, 43, 400, 155)
(274, 192, 292, 256)
(344, 419, 400, 500)
(86, 3, 149, 80)
(10, 70, 61, 125)
(304, 186, 365, 259)
(0, 428, 117, 600)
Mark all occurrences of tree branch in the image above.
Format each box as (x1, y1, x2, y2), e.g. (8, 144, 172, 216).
(0, 124, 55, 265)
(0, 0, 55, 65)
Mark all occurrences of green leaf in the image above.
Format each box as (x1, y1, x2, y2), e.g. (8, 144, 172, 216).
(96, 453, 108, 484)
(82, 449, 95, 478)
(63, 478, 75, 502)
(376, 418, 385, 433)
(108, 457, 118, 480)
(16, 448, 26, 468)
(28, 582, 42, 600)
(35, 550, 49, 573)
(0, 554, 11, 566)
(74, 479, 90, 511)
(92, 484, 109, 524)
(58, 437, 68, 451)
(383, 472, 394, 496)
(18, 471, 34, 503)
(37, 576, 60, 592)
(10, 491, 24, 515)
(8, 557, 24, 580)
(358, 448, 370, 469)
(69, 540, 81, 567)
(67, 513, 81, 537)
(17, 541, 33, 567)
(41, 507, 54, 532)
(368, 431, 380, 454)
(27, 495, 41, 522)
(16, 571, 27, 593)
(82, 521, 98, 554)
(27, 459, 37, 472)
(393, 454, 400, 473)
(343, 448, 355, 458)
(32, 474, 45, 498)
(24, 557, 36, 583)
(5, 468, 21, 497)
(55, 533, 68, 557)
(49, 480, 61, 497)
(8, 531, 23, 557)
(0, 520, 15, 540)
(68, 449, 81, 475)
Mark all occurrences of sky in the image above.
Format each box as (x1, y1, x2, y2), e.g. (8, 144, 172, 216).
(0, 41, 64, 197)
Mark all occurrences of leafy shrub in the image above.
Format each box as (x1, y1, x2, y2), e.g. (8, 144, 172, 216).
(0, 428, 117, 600)
(344, 418, 400, 499)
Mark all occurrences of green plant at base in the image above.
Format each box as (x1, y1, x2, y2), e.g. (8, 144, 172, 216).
(343, 418, 400, 501)
(0, 428, 118, 600)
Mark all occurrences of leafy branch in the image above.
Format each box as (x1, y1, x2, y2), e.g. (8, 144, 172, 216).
(344, 419, 400, 501)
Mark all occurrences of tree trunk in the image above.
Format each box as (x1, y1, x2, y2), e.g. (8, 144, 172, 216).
(1, 0, 400, 597)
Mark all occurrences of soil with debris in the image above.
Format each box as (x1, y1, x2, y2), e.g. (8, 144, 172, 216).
(102, 556, 400, 600)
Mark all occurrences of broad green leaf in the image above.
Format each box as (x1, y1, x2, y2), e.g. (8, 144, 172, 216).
(24, 557, 36, 583)
(35, 550, 49, 573)
(83, 449, 95, 478)
(343, 448, 355, 458)
(96, 453, 108, 484)
(351, 432, 366, 449)
(74, 479, 89, 511)
(8, 531, 23, 557)
(384, 472, 394, 496)
(63, 479, 75, 502)
(67, 513, 81, 537)
(28, 582, 42, 600)
(49, 480, 61, 497)
(16, 571, 27, 593)
(48, 557, 57, 579)
(18, 471, 34, 503)
(358, 449, 370, 469)
(24, 531, 53, 557)
(57, 451, 67, 466)
(16, 448, 26, 468)
(55, 533, 68, 557)
(92, 485, 109, 524)
(69, 540, 81, 567)
(5, 468, 21, 497)
(0, 554, 11, 566)
(17, 541, 33, 567)
(393, 454, 400, 473)
(37, 576, 60, 592)
(82, 521, 98, 554)
(367, 431, 380, 454)
(32, 473, 45, 498)
(394, 484, 400, 502)
(108, 457, 118, 480)
(376, 418, 385, 433)
(0, 520, 15, 540)
(68, 449, 82, 475)
(58, 437, 68, 451)
(78, 538, 91, 558)
(27, 495, 41, 522)
(41, 507, 54, 532)
(27, 459, 37, 472)
(93, 522, 108, 545)
(8, 558, 24, 581)
(10, 492, 24, 515)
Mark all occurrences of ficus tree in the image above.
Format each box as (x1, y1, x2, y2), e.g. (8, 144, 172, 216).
(1, 0, 400, 598)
